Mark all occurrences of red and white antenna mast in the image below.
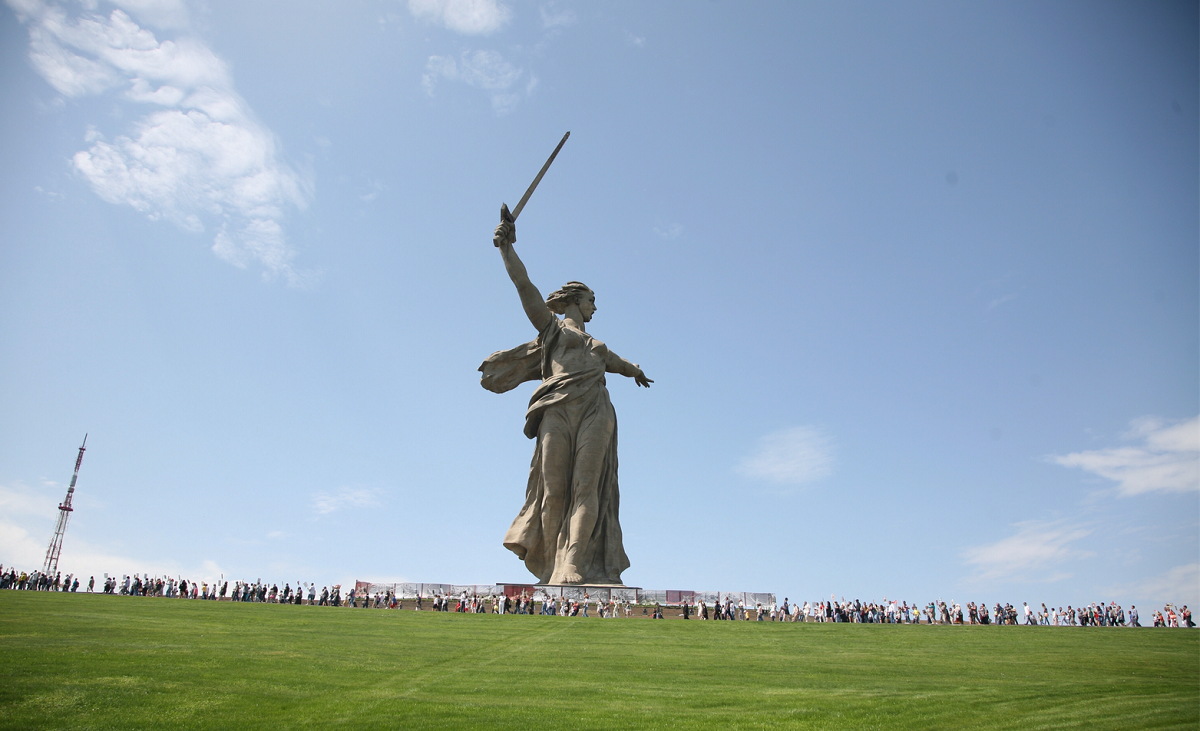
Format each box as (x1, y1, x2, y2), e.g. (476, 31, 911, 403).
(42, 434, 86, 575)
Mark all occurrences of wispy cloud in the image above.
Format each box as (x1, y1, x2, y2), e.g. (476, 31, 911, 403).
(408, 0, 510, 35)
(1050, 416, 1199, 496)
(975, 272, 1021, 313)
(107, 0, 190, 29)
(963, 520, 1094, 582)
(0, 481, 225, 581)
(653, 222, 682, 239)
(311, 486, 380, 515)
(0, 480, 60, 521)
(986, 291, 1019, 311)
(359, 179, 386, 203)
(8, 0, 312, 285)
(1103, 563, 1200, 606)
(422, 49, 530, 114)
(624, 30, 645, 47)
(738, 426, 835, 486)
(539, 2, 575, 29)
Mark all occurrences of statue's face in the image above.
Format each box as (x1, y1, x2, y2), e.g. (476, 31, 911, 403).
(579, 291, 596, 322)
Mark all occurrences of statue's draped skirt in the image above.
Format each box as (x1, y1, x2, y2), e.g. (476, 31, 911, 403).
(483, 317, 630, 585)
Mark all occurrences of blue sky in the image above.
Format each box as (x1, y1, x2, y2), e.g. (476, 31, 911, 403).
(1, 0, 1196, 608)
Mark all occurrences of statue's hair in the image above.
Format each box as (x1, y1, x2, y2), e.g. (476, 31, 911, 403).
(545, 281, 592, 314)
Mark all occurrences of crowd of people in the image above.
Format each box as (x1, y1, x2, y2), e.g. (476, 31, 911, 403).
(2, 565, 1193, 628)
(415, 590, 637, 617)
(0, 566, 346, 606)
(762, 597, 1194, 628)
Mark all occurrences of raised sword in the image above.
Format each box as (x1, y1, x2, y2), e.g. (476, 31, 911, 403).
(494, 131, 570, 245)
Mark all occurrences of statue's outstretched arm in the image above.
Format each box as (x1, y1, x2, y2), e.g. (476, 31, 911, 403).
(494, 220, 553, 332)
(604, 349, 653, 388)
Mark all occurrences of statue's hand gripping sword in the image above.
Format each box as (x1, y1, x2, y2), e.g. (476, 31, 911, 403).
(493, 131, 570, 246)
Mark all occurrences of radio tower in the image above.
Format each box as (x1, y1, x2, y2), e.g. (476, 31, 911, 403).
(42, 434, 87, 575)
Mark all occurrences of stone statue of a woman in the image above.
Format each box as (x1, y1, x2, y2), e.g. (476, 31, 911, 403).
(480, 215, 651, 585)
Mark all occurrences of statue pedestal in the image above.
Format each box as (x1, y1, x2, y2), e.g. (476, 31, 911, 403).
(496, 582, 641, 603)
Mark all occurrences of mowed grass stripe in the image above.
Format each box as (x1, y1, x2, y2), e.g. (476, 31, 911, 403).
(0, 592, 1195, 730)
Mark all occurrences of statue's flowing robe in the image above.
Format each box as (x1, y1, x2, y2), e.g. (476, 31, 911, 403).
(480, 316, 630, 585)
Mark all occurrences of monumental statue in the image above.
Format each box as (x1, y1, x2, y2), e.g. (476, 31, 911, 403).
(479, 140, 651, 585)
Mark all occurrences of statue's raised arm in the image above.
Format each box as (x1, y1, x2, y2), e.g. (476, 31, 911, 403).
(493, 212, 553, 333)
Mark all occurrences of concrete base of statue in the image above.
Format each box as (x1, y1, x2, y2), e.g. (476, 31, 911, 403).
(496, 582, 641, 602)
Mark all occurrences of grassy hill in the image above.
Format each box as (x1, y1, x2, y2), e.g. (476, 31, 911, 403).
(0, 591, 1195, 729)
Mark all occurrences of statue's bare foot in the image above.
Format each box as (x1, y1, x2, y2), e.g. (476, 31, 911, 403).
(561, 570, 583, 584)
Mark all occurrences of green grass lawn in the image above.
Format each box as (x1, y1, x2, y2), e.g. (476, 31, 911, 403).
(0, 592, 1195, 730)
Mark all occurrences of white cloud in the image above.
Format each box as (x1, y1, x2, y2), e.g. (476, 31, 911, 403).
(0, 480, 60, 521)
(0, 481, 225, 582)
(1104, 563, 1200, 607)
(8, 0, 312, 285)
(986, 291, 1019, 311)
(446, 50, 519, 89)
(539, 2, 575, 29)
(360, 179, 385, 202)
(1051, 416, 1199, 496)
(963, 520, 1094, 582)
(408, 0, 510, 35)
(108, 0, 190, 29)
(423, 49, 527, 114)
(312, 486, 380, 515)
(422, 55, 456, 92)
(738, 426, 835, 485)
(0, 519, 52, 570)
(624, 30, 645, 47)
(653, 222, 682, 239)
